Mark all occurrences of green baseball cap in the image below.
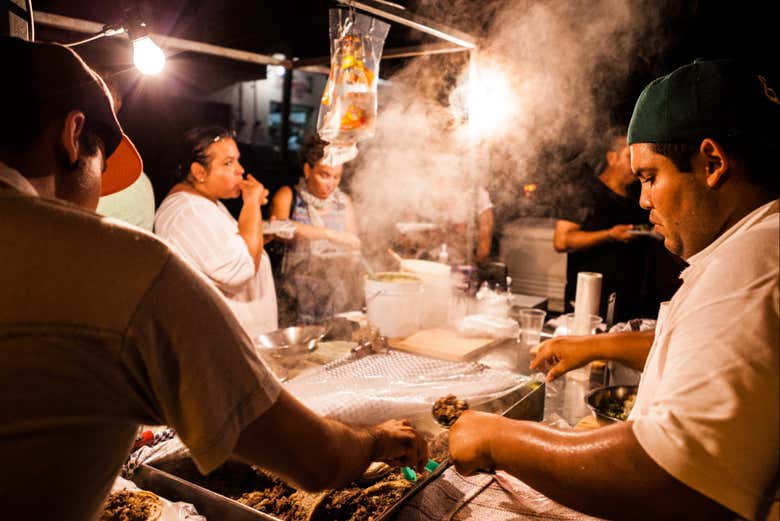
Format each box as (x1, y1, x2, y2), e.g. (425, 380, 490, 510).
(628, 59, 780, 149)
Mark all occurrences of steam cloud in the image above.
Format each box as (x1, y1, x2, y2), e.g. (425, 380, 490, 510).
(349, 0, 663, 266)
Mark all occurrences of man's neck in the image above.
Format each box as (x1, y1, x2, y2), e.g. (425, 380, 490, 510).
(26, 176, 56, 198)
(0, 153, 56, 198)
(598, 168, 629, 197)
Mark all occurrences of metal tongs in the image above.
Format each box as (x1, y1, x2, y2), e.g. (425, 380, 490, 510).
(351, 325, 389, 358)
(322, 324, 389, 372)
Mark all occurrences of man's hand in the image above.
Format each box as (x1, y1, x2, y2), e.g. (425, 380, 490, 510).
(449, 410, 501, 476)
(240, 174, 269, 206)
(530, 335, 596, 381)
(608, 224, 636, 243)
(368, 419, 429, 472)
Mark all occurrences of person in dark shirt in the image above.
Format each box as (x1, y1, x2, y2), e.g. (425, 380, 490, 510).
(554, 130, 681, 321)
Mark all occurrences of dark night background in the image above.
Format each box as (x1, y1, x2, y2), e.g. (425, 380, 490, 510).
(27, 0, 780, 220)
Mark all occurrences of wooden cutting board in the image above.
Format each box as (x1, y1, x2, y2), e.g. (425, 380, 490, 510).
(388, 328, 499, 361)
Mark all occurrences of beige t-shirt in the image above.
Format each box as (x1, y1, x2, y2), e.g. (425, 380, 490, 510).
(0, 165, 282, 521)
(630, 199, 779, 521)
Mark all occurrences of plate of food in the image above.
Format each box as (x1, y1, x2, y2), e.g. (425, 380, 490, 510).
(628, 224, 663, 239)
(262, 219, 296, 237)
(395, 222, 439, 234)
(585, 385, 638, 422)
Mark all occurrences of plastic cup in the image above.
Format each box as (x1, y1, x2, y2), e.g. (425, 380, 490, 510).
(519, 308, 547, 348)
(554, 313, 603, 337)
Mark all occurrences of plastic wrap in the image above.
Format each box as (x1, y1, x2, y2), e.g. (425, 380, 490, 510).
(317, 8, 390, 155)
(286, 350, 530, 425)
(455, 313, 519, 339)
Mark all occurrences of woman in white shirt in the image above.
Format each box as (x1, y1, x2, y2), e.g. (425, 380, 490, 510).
(155, 126, 277, 337)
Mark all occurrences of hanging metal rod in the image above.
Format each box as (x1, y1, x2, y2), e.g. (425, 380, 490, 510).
(335, 0, 477, 49)
(34, 11, 290, 68)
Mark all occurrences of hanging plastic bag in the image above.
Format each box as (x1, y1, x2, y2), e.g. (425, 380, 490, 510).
(317, 8, 390, 152)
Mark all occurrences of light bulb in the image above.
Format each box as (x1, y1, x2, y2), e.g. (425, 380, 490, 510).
(133, 36, 165, 75)
(267, 53, 287, 78)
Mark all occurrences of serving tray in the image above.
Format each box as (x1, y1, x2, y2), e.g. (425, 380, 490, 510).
(134, 380, 544, 521)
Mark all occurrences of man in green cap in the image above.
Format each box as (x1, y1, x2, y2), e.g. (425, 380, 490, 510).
(449, 59, 778, 521)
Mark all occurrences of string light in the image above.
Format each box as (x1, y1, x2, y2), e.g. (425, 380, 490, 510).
(132, 36, 165, 75)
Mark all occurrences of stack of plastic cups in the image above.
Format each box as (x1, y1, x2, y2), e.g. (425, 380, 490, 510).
(568, 272, 603, 381)
(559, 272, 602, 425)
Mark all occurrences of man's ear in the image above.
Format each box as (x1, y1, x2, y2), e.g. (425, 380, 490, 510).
(60, 110, 86, 165)
(605, 150, 617, 167)
(303, 162, 312, 179)
(699, 138, 729, 189)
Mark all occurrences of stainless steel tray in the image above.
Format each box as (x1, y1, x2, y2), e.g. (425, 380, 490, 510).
(134, 380, 544, 521)
(134, 462, 278, 520)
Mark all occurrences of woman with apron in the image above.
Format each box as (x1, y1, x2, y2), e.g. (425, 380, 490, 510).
(270, 135, 363, 324)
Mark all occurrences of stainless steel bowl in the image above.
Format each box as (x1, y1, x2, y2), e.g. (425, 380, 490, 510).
(255, 325, 326, 357)
(585, 385, 638, 423)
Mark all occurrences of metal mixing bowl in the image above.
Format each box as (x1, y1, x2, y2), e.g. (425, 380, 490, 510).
(585, 385, 638, 423)
(255, 325, 326, 357)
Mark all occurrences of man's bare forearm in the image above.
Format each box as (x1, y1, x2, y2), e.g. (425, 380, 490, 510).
(484, 419, 732, 521)
(561, 229, 613, 252)
(234, 390, 375, 491)
(595, 330, 654, 371)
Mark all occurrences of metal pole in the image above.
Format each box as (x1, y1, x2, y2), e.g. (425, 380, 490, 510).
(335, 0, 477, 49)
(34, 11, 289, 68)
(464, 48, 479, 266)
(3, 0, 29, 39)
(279, 67, 293, 158)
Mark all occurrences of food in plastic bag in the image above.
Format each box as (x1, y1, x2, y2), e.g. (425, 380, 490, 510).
(100, 490, 163, 521)
(317, 9, 390, 148)
(102, 476, 206, 521)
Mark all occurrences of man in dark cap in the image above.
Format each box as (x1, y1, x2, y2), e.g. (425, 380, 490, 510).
(450, 59, 779, 521)
(0, 36, 427, 521)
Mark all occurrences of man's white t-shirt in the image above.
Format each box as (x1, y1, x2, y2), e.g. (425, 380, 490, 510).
(630, 199, 779, 520)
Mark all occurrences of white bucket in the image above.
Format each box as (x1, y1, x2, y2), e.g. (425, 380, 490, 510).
(400, 259, 452, 328)
(364, 272, 423, 338)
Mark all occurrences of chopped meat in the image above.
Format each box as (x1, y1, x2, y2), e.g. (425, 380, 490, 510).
(427, 430, 450, 462)
(432, 394, 469, 427)
(154, 457, 422, 520)
(309, 477, 413, 521)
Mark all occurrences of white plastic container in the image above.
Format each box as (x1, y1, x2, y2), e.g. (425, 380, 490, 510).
(364, 272, 423, 338)
(553, 312, 604, 381)
(400, 259, 452, 328)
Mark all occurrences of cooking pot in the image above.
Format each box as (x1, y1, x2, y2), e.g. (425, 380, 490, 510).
(399, 259, 452, 328)
(364, 272, 422, 338)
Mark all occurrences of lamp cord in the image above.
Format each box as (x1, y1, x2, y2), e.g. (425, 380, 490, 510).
(61, 24, 124, 48)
